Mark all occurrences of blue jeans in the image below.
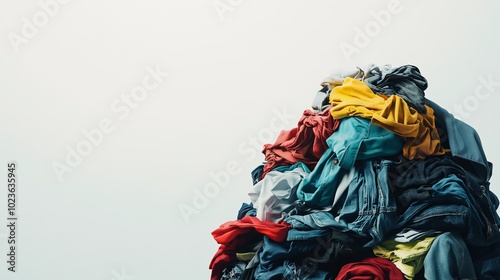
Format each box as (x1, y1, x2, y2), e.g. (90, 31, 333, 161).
(424, 232, 477, 280)
(291, 159, 399, 247)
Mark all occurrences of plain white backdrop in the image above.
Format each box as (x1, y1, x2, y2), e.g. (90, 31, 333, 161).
(1, 0, 499, 279)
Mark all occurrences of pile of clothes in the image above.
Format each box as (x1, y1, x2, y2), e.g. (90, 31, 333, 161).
(209, 64, 500, 279)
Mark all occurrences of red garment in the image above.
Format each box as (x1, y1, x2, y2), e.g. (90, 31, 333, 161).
(261, 106, 340, 179)
(209, 216, 290, 280)
(335, 257, 404, 280)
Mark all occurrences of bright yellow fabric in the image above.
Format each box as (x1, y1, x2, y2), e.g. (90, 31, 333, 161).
(329, 77, 387, 119)
(329, 78, 447, 159)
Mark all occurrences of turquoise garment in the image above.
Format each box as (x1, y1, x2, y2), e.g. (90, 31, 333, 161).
(330, 116, 404, 170)
(297, 117, 403, 207)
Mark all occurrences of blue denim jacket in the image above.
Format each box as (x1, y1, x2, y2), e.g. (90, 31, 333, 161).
(297, 117, 403, 207)
(292, 159, 399, 248)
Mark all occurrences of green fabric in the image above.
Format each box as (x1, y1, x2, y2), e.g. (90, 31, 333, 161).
(373, 237, 436, 279)
(235, 252, 255, 262)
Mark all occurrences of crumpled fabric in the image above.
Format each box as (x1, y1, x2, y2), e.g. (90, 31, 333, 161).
(423, 232, 477, 280)
(335, 257, 405, 280)
(295, 160, 401, 246)
(320, 66, 365, 86)
(371, 97, 446, 160)
(255, 227, 366, 279)
(315, 65, 383, 112)
(320, 64, 390, 88)
(296, 117, 403, 209)
(261, 107, 340, 179)
(428, 99, 493, 184)
(319, 64, 427, 113)
(389, 156, 466, 210)
(209, 216, 290, 280)
(311, 85, 332, 113)
(363, 64, 428, 114)
(373, 237, 436, 279)
(329, 77, 446, 160)
(220, 262, 246, 280)
(248, 162, 310, 223)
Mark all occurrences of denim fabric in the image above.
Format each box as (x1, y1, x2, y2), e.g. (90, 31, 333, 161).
(293, 159, 398, 247)
(423, 232, 477, 280)
(282, 260, 332, 280)
(237, 203, 256, 220)
(220, 262, 247, 280)
(363, 65, 428, 113)
(254, 229, 366, 279)
(296, 160, 349, 209)
(390, 156, 466, 210)
(297, 117, 403, 208)
(427, 99, 493, 185)
(391, 166, 500, 247)
(254, 233, 330, 279)
(418, 174, 473, 212)
(390, 154, 500, 247)
(445, 175, 500, 246)
(470, 242, 500, 279)
(393, 201, 500, 248)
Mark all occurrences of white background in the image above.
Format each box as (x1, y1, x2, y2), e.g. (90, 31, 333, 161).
(1, 0, 499, 279)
